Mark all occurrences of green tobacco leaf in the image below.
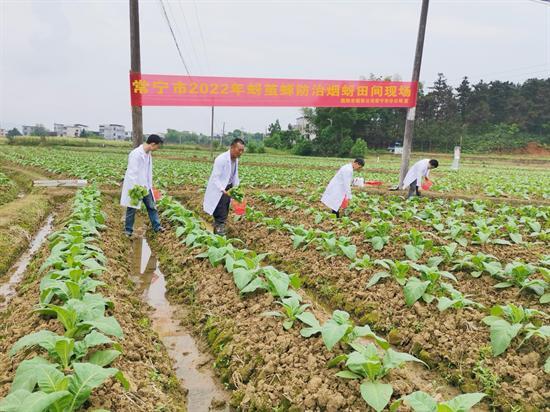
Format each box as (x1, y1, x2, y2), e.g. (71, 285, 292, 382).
(441, 393, 486, 411)
(0, 389, 70, 412)
(10, 330, 60, 356)
(321, 321, 349, 351)
(83, 316, 123, 338)
(366, 271, 390, 288)
(403, 391, 437, 412)
(55, 338, 75, 369)
(489, 320, 522, 356)
(335, 370, 361, 379)
(405, 244, 424, 261)
(326, 354, 347, 368)
(540, 293, 550, 304)
(88, 350, 121, 367)
(10, 357, 54, 393)
(339, 244, 357, 260)
(383, 349, 427, 369)
(404, 278, 430, 306)
(360, 381, 393, 412)
(68, 363, 118, 410)
(240, 277, 266, 294)
(297, 312, 322, 337)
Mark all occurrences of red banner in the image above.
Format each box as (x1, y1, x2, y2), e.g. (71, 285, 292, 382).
(130, 72, 417, 108)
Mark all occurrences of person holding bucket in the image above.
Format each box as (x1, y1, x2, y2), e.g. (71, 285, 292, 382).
(403, 158, 439, 199)
(120, 134, 164, 237)
(321, 158, 365, 218)
(203, 138, 245, 235)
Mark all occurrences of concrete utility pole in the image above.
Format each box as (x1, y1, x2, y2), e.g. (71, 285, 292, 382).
(398, 0, 430, 188)
(130, 0, 143, 148)
(210, 106, 215, 159)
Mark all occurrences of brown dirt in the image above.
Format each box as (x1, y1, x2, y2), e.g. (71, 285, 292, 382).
(219, 214, 549, 410)
(513, 142, 550, 156)
(0, 196, 187, 411)
(150, 216, 466, 411)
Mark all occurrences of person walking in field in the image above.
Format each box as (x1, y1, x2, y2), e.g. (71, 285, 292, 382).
(321, 158, 365, 218)
(203, 138, 245, 235)
(120, 134, 164, 237)
(402, 158, 439, 199)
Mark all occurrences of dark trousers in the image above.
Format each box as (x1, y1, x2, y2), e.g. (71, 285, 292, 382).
(213, 184, 232, 225)
(332, 209, 340, 218)
(125, 190, 161, 234)
(407, 179, 420, 198)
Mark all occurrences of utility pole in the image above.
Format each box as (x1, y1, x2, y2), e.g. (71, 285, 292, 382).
(130, 0, 143, 148)
(398, 0, 430, 188)
(221, 122, 225, 146)
(210, 106, 214, 160)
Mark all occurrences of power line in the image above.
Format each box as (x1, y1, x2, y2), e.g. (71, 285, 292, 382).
(192, 0, 210, 73)
(158, 0, 192, 76)
(527, 0, 550, 5)
(176, 0, 204, 74)
(165, 0, 198, 73)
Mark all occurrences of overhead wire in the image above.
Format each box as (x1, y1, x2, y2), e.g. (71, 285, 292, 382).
(158, 0, 192, 76)
(176, 0, 204, 74)
(191, 0, 211, 73)
(165, 0, 199, 73)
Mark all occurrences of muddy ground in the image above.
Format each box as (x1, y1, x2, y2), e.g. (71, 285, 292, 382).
(0, 196, 187, 411)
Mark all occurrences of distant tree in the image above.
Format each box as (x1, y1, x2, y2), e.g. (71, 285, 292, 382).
(350, 139, 368, 157)
(30, 125, 48, 137)
(7, 128, 21, 137)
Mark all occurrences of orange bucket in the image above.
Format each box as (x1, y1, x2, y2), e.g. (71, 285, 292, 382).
(152, 188, 162, 201)
(421, 179, 433, 191)
(340, 197, 349, 209)
(365, 180, 383, 186)
(232, 199, 247, 215)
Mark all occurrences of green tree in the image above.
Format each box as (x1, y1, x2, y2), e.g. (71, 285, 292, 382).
(7, 128, 21, 137)
(350, 139, 368, 157)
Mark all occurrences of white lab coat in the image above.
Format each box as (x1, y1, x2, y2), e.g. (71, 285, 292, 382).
(403, 159, 430, 187)
(120, 145, 153, 209)
(321, 163, 353, 212)
(203, 150, 240, 215)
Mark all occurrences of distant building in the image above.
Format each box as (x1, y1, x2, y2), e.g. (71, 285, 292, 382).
(294, 116, 316, 141)
(99, 124, 126, 140)
(22, 125, 33, 135)
(54, 123, 88, 137)
(125, 130, 132, 140)
(0, 129, 5, 137)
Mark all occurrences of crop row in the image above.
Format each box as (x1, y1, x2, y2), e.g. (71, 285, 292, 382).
(2, 146, 549, 199)
(156, 195, 487, 411)
(0, 187, 128, 412)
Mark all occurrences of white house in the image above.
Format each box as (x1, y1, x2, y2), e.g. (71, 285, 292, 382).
(22, 125, 33, 135)
(99, 124, 126, 140)
(54, 123, 88, 137)
(295, 116, 316, 141)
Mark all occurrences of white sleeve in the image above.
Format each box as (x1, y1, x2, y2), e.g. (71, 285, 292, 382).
(126, 151, 140, 189)
(342, 168, 353, 199)
(212, 157, 226, 192)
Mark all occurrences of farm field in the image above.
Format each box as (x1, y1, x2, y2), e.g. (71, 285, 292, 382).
(0, 144, 548, 412)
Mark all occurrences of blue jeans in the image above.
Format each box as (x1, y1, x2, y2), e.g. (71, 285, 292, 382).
(124, 190, 161, 234)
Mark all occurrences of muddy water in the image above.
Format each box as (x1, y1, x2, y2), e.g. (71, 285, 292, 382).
(0, 214, 54, 310)
(132, 236, 230, 412)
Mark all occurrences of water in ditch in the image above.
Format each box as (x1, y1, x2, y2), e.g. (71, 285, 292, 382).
(131, 236, 230, 411)
(0, 214, 55, 310)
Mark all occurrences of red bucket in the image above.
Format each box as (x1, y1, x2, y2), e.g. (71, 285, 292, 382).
(340, 197, 349, 209)
(232, 199, 247, 215)
(421, 179, 433, 191)
(152, 188, 162, 201)
(365, 180, 383, 186)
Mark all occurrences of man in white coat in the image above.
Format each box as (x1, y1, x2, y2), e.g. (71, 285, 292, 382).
(203, 138, 245, 235)
(120, 134, 164, 237)
(402, 158, 439, 199)
(321, 158, 365, 218)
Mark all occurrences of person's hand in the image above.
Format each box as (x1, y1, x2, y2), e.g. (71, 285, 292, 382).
(223, 190, 230, 197)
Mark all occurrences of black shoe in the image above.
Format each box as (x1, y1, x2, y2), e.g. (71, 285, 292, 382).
(124, 231, 133, 238)
(154, 227, 166, 233)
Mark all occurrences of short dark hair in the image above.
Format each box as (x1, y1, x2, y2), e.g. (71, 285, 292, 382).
(354, 158, 365, 167)
(231, 137, 245, 146)
(429, 159, 439, 168)
(146, 134, 164, 145)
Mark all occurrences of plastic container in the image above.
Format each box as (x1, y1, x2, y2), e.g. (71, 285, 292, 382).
(365, 180, 383, 186)
(340, 197, 349, 209)
(152, 188, 162, 201)
(232, 199, 247, 215)
(421, 179, 433, 191)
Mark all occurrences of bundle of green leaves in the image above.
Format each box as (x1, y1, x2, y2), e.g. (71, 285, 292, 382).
(228, 186, 245, 202)
(129, 185, 148, 206)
